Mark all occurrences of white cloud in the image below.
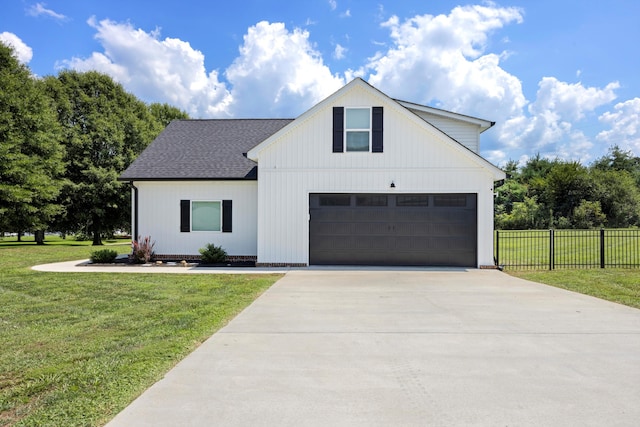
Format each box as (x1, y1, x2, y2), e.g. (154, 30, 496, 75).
(531, 77, 619, 121)
(341, 9, 351, 18)
(334, 43, 347, 59)
(360, 5, 626, 164)
(0, 32, 33, 64)
(58, 18, 232, 118)
(225, 21, 344, 117)
(597, 98, 640, 152)
(60, 19, 344, 118)
(366, 5, 526, 121)
(27, 2, 67, 21)
(500, 77, 619, 162)
(329, 0, 337, 11)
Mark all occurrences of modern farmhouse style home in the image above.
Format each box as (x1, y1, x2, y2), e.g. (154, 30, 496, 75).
(120, 78, 505, 267)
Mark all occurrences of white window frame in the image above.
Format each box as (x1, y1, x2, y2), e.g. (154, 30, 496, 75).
(191, 200, 222, 232)
(344, 107, 372, 152)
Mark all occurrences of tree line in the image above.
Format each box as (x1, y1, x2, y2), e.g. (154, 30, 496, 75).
(0, 42, 188, 245)
(495, 147, 640, 229)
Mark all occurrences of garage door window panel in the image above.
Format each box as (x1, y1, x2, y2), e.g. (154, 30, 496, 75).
(319, 195, 351, 206)
(434, 195, 467, 207)
(356, 195, 388, 206)
(397, 195, 429, 207)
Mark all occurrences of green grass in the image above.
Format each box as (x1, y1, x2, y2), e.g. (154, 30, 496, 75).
(0, 236, 282, 426)
(508, 269, 640, 310)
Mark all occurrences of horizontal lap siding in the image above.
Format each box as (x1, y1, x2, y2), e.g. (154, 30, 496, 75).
(411, 111, 481, 153)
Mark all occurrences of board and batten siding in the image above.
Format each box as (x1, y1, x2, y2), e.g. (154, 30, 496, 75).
(134, 181, 257, 257)
(254, 83, 500, 267)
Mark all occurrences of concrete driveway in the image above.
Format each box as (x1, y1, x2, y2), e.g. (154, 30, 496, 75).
(106, 269, 640, 427)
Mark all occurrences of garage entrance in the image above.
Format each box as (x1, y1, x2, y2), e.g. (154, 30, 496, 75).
(309, 193, 477, 266)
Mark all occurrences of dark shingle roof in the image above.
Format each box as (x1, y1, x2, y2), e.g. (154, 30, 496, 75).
(119, 119, 293, 180)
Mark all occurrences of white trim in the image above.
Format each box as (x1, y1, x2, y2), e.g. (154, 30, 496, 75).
(344, 107, 372, 152)
(395, 100, 495, 132)
(190, 200, 222, 232)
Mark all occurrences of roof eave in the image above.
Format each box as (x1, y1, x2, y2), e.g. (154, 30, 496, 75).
(395, 99, 495, 131)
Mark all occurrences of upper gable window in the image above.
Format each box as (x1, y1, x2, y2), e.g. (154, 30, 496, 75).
(345, 108, 371, 152)
(333, 106, 383, 153)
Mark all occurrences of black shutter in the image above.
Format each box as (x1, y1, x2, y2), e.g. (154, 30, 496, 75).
(180, 200, 190, 232)
(222, 200, 232, 232)
(372, 106, 383, 153)
(332, 107, 344, 153)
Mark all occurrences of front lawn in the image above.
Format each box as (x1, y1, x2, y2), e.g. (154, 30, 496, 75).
(0, 236, 282, 426)
(507, 269, 640, 309)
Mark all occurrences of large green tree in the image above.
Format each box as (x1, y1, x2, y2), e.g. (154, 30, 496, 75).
(149, 102, 189, 127)
(0, 42, 64, 243)
(44, 70, 163, 245)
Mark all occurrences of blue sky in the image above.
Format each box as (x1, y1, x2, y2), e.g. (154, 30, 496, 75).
(2, 0, 639, 166)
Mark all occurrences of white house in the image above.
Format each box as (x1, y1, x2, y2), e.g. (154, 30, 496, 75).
(120, 78, 505, 267)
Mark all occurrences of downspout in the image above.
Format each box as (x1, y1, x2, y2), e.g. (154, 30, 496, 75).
(130, 181, 138, 242)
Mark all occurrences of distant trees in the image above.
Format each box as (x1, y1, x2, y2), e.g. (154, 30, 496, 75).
(0, 43, 65, 244)
(0, 41, 188, 244)
(496, 147, 640, 229)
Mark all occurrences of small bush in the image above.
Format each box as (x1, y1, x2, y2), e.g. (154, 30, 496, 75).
(132, 236, 155, 264)
(199, 243, 227, 264)
(90, 249, 118, 263)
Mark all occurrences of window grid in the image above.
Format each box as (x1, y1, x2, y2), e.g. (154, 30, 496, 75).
(345, 107, 371, 152)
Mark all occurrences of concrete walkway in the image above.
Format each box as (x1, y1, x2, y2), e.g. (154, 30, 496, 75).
(31, 259, 293, 274)
(98, 269, 640, 426)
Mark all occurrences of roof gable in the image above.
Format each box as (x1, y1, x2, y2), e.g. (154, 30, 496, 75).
(247, 78, 504, 179)
(119, 119, 293, 181)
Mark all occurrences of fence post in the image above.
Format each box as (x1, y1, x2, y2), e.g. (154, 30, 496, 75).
(495, 230, 500, 267)
(600, 228, 605, 269)
(549, 228, 555, 270)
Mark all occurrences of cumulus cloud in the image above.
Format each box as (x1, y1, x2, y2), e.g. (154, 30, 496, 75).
(364, 5, 526, 161)
(0, 32, 33, 64)
(500, 77, 619, 162)
(27, 2, 67, 21)
(334, 43, 347, 59)
(58, 17, 232, 118)
(367, 5, 525, 114)
(361, 4, 625, 164)
(225, 21, 344, 117)
(59, 18, 343, 118)
(598, 98, 640, 152)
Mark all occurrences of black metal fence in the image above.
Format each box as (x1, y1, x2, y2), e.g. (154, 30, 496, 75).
(495, 229, 640, 270)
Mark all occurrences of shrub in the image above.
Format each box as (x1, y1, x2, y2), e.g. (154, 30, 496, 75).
(132, 235, 155, 264)
(199, 243, 227, 264)
(90, 249, 118, 263)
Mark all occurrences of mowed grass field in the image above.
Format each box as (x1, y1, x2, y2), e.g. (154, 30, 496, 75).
(496, 229, 640, 310)
(0, 236, 282, 426)
(508, 269, 640, 310)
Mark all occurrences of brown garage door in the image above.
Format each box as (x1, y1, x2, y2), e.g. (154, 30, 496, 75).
(309, 193, 477, 266)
